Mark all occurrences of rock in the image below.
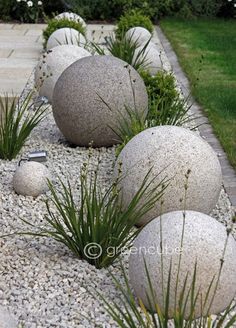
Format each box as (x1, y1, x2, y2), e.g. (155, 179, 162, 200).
(46, 28, 86, 50)
(129, 210, 236, 318)
(13, 161, 51, 197)
(134, 41, 162, 75)
(54, 12, 86, 28)
(125, 26, 152, 46)
(52, 55, 148, 147)
(35, 45, 91, 104)
(114, 126, 222, 226)
(0, 306, 17, 328)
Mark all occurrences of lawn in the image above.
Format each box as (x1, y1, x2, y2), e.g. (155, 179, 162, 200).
(160, 18, 236, 169)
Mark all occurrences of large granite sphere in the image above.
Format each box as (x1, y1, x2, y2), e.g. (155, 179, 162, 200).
(134, 41, 162, 75)
(55, 12, 86, 28)
(46, 28, 86, 50)
(52, 56, 148, 147)
(13, 162, 51, 197)
(129, 211, 236, 318)
(125, 27, 152, 46)
(35, 45, 91, 103)
(114, 126, 222, 226)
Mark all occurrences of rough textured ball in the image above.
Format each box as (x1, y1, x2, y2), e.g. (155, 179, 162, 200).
(55, 12, 86, 28)
(134, 41, 162, 75)
(46, 28, 86, 50)
(129, 211, 236, 318)
(13, 162, 51, 197)
(35, 45, 91, 103)
(52, 56, 148, 147)
(0, 306, 17, 328)
(114, 126, 222, 226)
(125, 26, 152, 46)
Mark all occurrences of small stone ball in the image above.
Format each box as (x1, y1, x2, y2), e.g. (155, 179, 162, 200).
(13, 162, 51, 197)
(54, 12, 86, 28)
(134, 41, 162, 75)
(114, 126, 222, 226)
(53, 55, 148, 147)
(46, 28, 86, 50)
(125, 27, 152, 46)
(129, 211, 236, 318)
(35, 45, 91, 103)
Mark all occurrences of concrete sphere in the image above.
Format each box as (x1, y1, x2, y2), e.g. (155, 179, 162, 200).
(35, 45, 91, 103)
(55, 12, 86, 28)
(52, 55, 148, 147)
(125, 27, 152, 46)
(13, 162, 51, 197)
(129, 211, 236, 318)
(46, 28, 86, 50)
(0, 306, 17, 328)
(134, 41, 162, 75)
(114, 126, 222, 226)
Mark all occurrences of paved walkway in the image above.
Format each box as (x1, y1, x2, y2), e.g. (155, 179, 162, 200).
(157, 26, 236, 210)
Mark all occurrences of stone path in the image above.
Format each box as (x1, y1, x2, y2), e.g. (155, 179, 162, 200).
(157, 26, 236, 210)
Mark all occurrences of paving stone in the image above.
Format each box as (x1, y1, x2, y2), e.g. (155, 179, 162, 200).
(0, 29, 25, 36)
(11, 48, 42, 59)
(0, 24, 14, 30)
(0, 49, 12, 58)
(25, 29, 44, 36)
(13, 24, 46, 30)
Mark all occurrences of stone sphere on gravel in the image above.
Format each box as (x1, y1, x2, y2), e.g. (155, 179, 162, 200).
(52, 55, 148, 147)
(129, 210, 236, 318)
(35, 45, 91, 103)
(13, 162, 51, 197)
(125, 27, 152, 46)
(114, 126, 222, 226)
(55, 12, 86, 28)
(46, 28, 86, 50)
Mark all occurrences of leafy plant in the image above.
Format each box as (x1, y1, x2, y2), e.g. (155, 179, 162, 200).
(16, 159, 168, 269)
(42, 17, 86, 48)
(0, 93, 48, 160)
(116, 9, 154, 40)
(13, 0, 44, 23)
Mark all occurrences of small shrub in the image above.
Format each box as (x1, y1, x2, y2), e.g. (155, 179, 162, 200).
(116, 9, 154, 40)
(42, 17, 86, 48)
(17, 160, 167, 269)
(0, 93, 48, 160)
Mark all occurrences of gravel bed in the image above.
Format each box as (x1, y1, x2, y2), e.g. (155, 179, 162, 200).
(0, 28, 235, 328)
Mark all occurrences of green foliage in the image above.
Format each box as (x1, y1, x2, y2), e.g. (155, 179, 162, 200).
(42, 17, 86, 48)
(116, 10, 154, 40)
(0, 93, 48, 160)
(17, 160, 167, 269)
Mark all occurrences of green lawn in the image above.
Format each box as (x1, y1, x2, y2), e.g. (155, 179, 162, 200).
(160, 18, 236, 169)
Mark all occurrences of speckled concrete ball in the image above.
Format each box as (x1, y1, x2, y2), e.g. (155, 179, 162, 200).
(35, 45, 91, 103)
(55, 12, 86, 28)
(129, 211, 236, 318)
(52, 55, 148, 147)
(13, 162, 51, 197)
(134, 41, 162, 75)
(125, 27, 152, 46)
(0, 306, 17, 328)
(114, 126, 222, 226)
(46, 28, 86, 50)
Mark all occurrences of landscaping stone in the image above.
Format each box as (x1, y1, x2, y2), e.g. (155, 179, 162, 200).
(115, 126, 222, 226)
(13, 161, 51, 197)
(125, 27, 152, 45)
(35, 45, 91, 103)
(134, 41, 162, 75)
(0, 306, 17, 328)
(46, 28, 86, 50)
(55, 12, 87, 28)
(129, 210, 236, 318)
(53, 55, 148, 147)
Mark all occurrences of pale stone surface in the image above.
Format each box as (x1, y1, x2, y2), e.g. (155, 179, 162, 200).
(53, 55, 148, 147)
(13, 162, 51, 197)
(115, 126, 222, 226)
(0, 306, 17, 328)
(129, 211, 236, 318)
(55, 12, 87, 29)
(46, 28, 86, 50)
(125, 27, 152, 46)
(35, 45, 91, 103)
(134, 41, 162, 75)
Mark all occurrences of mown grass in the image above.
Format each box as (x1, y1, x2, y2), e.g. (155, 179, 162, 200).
(160, 18, 236, 169)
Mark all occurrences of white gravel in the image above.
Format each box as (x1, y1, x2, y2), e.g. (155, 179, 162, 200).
(0, 26, 235, 328)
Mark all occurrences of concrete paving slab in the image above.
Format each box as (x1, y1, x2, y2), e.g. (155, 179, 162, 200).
(0, 29, 25, 36)
(11, 48, 42, 59)
(0, 24, 14, 30)
(13, 24, 47, 30)
(25, 29, 45, 36)
(0, 49, 13, 58)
